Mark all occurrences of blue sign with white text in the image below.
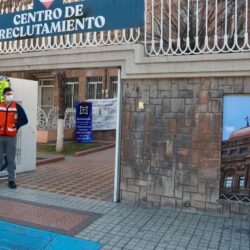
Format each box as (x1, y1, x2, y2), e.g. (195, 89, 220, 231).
(0, 0, 144, 41)
(76, 102, 93, 143)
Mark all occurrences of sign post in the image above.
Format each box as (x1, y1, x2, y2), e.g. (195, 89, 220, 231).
(76, 102, 93, 143)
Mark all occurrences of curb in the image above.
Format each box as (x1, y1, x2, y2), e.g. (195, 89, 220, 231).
(36, 156, 65, 166)
(74, 144, 115, 157)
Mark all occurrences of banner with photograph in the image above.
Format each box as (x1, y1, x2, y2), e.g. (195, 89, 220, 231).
(221, 95, 250, 202)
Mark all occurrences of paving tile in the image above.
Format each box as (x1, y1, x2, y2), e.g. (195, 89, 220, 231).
(5, 148, 115, 201)
(0, 197, 102, 236)
(0, 148, 249, 250)
(0, 199, 33, 217)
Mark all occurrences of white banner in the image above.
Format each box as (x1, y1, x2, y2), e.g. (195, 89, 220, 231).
(87, 98, 117, 130)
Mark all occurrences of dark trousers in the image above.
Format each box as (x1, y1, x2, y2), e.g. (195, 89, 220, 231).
(0, 136, 17, 181)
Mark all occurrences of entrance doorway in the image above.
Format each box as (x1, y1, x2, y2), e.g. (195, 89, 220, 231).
(1, 68, 121, 202)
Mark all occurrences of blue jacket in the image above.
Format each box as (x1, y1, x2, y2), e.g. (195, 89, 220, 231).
(16, 103, 28, 130)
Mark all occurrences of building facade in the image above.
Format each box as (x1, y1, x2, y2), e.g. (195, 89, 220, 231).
(9, 68, 118, 142)
(221, 125, 250, 201)
(0, 0, 250, 216)
(10, 68, 118, 110)
(120, 76, 250, 216)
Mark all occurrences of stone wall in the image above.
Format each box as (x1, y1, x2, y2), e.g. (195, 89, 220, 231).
(121, 77, 250, 216)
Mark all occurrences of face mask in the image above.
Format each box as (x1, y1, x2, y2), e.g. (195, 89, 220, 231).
(5, 95, 14, 102)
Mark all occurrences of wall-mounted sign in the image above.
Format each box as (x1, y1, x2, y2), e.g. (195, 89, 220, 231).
(87, 98, 117, 130)
(76, 102, 92, 143)
(0, 0, 144, 41)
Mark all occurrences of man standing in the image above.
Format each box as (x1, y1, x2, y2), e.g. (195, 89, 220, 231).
(0, 87, 28, 189)
(0, 79, 10, 170)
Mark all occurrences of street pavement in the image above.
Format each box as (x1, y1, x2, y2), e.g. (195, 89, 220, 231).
(0, 186, 249, 249)
(0, 148, 249, 250)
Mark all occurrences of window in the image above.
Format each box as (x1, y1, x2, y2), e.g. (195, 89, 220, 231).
(41, 80, 53, 86)
(87, 77, 103, 99)
(239, 147, 248, 154)
(224, 176, 233, 188)
(65, 77, 79, 108)
(222, 150, 228, 155)
(229, 149, 237, 155)
(39, 79, 54, 114)
(239, 176, 245, 189)
(110, 76, 118, 98)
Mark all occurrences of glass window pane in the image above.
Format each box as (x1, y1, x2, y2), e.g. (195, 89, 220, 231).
(111, 76, 118, 98)
(96, 83, 103, 99)
(65, 78, 79, 108)
(224, 176, 233, 188)
(87, 77, 103, 99)
(239, 176, 245, 188)
(65, 84, 72, 108)
(88, 84, 96, 99)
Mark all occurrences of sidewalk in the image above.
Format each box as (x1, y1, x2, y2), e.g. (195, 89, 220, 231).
(0, 187, 249, 250)
(0, 149, 249, 250)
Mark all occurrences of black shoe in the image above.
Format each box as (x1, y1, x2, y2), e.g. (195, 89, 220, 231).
(8, 181, 17, 189)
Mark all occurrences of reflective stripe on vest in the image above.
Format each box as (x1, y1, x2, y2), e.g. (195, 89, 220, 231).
(0, 107, 17, 112)
(0, 102, 18, 136)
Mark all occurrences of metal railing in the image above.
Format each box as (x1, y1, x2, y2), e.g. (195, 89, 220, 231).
(145, 0, 250, 56)
(219, 193, 250, 203)
(37, 106, 76, 130)
(0, 1, 250, 56)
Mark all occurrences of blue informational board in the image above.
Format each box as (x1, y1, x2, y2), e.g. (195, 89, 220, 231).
(76, 102, 93, 143)
(0, 0, 144, 41)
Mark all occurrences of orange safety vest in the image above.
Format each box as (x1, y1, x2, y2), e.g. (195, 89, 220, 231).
(0, 101, 18, 136)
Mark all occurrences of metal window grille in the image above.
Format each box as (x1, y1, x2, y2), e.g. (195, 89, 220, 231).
(87, 77, 103, 99)
(111, 76, 118, 98)
(65, 77, 79, 108)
